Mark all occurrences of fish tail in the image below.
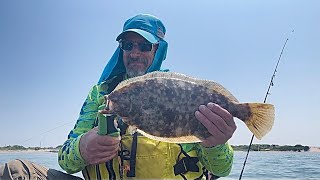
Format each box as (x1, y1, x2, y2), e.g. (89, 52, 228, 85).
(238, 103, 275, 139)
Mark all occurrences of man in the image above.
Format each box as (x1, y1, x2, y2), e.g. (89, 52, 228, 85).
(0, 14, 236, 180)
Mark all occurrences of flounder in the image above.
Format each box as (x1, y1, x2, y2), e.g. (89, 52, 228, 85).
(105, 71, 274, 143)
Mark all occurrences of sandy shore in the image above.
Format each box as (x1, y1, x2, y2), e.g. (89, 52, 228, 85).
(309, 147, 320, 152)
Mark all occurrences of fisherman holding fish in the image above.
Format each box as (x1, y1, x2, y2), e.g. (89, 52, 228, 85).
(60, 13, 237, 180)
(1, 14, 274, 180)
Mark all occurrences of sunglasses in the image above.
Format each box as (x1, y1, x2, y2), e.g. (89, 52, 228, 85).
(119, 40, 156, 52)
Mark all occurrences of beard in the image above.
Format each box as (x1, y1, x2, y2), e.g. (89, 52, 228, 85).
(125, 57, 150, 78)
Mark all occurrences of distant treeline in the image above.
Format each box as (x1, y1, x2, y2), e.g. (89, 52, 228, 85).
(0, 145, 62, 151)
(1, 144, 311, 152)
(231, 144, 310, 152)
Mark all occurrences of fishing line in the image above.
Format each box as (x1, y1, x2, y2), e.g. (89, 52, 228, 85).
(17, 120, 74, 145)
(238, 30, 294, 180)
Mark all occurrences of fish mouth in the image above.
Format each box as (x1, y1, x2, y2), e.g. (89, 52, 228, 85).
(104, 96, 116, 113)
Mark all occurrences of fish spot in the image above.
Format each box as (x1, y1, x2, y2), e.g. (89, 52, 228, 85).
(149, 96, 155, 103)
(191, 94, 197, 100)
(163, 108, 175, 122)
(158, 120, 165, 125)
(175, 127, 183, 136)
(153, 131, 161, 136)
(177, 81, 186, 87)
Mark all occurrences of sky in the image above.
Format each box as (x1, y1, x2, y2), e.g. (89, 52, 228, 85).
(0, 1, 319, 148)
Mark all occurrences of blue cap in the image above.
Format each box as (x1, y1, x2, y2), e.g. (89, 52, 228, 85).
(116, 14, 166, 43)
(98, 14, 168, 84)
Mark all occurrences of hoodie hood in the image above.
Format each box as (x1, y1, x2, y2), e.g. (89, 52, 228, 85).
(98, 14, 168, 83)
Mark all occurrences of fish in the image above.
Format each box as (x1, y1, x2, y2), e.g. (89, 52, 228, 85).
(105, 71, 274, 143)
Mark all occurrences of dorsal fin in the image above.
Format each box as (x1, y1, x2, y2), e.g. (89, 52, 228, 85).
(114, 71, 239, 103)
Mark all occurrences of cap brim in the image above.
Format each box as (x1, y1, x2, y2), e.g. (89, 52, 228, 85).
(116, 29, 158, 43)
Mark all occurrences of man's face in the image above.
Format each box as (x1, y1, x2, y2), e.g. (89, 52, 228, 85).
(121, 32, 158, 77)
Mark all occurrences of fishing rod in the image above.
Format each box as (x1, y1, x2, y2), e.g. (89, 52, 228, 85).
(238, 30, 294, 180)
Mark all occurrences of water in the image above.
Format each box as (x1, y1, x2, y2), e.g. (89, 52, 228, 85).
(229, 151, 320, 180)
(0, 151, 319, 179)
(0, 151, 83, 178)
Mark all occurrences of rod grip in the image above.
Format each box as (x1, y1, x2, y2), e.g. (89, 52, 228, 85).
(98, 113, 120, 136)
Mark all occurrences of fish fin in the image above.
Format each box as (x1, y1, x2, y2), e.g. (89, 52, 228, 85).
(199, 79, 239, 103)
(127, 125, 138, 135)
(136, 129, 202, 143)
(152, 71, 239, 103)
(243, 103, 275, 139)
(115, 71, 239, 102)
(113, 71, 163, 91)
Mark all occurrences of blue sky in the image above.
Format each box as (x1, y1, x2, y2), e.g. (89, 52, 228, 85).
(0, 1, 319, 148)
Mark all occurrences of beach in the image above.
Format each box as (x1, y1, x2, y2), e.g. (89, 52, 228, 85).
(309, 147, 320, 152)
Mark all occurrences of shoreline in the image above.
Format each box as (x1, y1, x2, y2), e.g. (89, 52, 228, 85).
(308, 147, 320, 152)
(1, 147, 320, 153)
(0, 149, 59, 153)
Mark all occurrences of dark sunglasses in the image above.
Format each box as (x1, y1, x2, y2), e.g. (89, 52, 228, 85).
(119, 40, 156, 52)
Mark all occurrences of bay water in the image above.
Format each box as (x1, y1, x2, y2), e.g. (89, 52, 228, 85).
(0, 151, 319, 179)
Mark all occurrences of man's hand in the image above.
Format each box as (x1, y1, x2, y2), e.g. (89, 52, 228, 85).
(195, 102, 236, 147)
(79, 127, 120, 165)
